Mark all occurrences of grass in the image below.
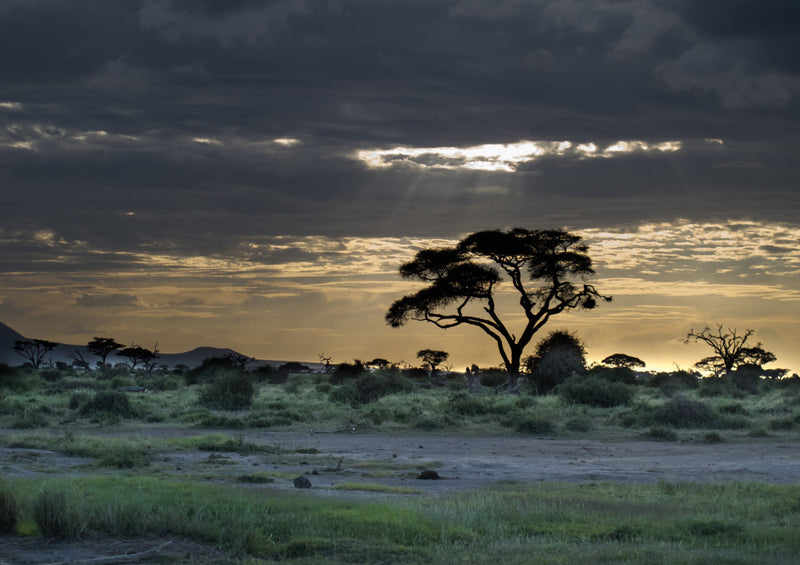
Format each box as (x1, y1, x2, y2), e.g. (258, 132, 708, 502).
(4, 477, 799, 563)
(332, 482, 424, 494)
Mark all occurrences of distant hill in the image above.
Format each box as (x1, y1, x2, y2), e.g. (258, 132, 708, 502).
(0, 321, 322, 370)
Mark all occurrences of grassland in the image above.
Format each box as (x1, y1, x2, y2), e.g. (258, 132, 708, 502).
(1, 363, 800, 563)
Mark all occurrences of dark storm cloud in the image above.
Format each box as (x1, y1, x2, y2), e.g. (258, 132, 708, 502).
(0, 0, 798, 258)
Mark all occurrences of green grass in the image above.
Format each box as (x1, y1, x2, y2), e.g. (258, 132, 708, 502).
(5, 477, 800, 563)
(332, 482, 424, 494)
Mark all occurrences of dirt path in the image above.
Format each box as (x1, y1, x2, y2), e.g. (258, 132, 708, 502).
(254, 431, 800, 490)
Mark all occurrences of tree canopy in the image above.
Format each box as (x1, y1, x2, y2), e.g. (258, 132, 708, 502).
(387, 228, 611, 389)
(601, 353, 646, 369)
(13, 339, 57, 369)
(686, 325, 780, 377)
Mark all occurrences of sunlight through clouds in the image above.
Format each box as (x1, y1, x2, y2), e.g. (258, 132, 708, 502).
(355, 139, 686, 171)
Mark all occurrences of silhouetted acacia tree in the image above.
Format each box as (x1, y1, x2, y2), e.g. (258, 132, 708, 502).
(685, 325, 778, 377)
(525, 330, 587, 393)
(387, 228, 611, 390)
(601, 353, 645, 369)
(416, 349, 449, 373)
(117, 343, 159, 372)
(13, 339, 58, 369)
(86, 337, 124, 366)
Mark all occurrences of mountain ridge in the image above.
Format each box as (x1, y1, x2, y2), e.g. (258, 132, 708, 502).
(0, 321, 320, 370)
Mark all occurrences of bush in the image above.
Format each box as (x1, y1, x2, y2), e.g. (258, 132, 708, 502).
(33, 488, 88, 540)
(329, 360, 366, 384)
(587, 365, 637, 385)
(12, 407, 51, 429)
(651, 394, 717, 428)
(330, 371, 414, 406)
(514, 415, 556, 435)
(0, 483, 19, 534)
(447, 391, 492, 416)
(559, 376, 634, 407)
(80, 391, 136, 418)
(645, 370, 698, 393)
(199, 371, 256, 410)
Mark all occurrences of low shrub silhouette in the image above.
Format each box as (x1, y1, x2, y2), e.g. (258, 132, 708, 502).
(652, 394, 717, 428)
(559, 376, 633, 407)
(329, 371, 413, 406)
(199, 371, 256, 410)
(80, 391, 135, 418)
(587, 365, 637, 385)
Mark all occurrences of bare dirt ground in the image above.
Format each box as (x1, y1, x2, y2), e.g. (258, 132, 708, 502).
(3, 429, 800, 563)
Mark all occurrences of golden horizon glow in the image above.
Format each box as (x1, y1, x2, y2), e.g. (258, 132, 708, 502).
(1, 219, 798, 375)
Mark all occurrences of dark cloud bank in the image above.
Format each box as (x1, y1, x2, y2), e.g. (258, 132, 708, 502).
(1, 0, 798, 251)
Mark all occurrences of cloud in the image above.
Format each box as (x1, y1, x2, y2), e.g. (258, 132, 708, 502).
(74, 293, 141, 308)
(355, 139, 684, 172)
(138, 0, 337, 47)
(660, 41, 800, 108)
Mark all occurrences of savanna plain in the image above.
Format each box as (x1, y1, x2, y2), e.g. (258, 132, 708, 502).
(2, 360, 800, 564)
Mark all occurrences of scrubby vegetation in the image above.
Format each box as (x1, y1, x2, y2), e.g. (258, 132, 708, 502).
(0, 360, 798, 439)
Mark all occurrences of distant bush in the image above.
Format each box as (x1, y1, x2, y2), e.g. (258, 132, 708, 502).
(329, 371, 413, 406)
(253, 364, 285, 384)
(447, 391, 492, 417)
(587, 366, 637, 385)
(645, 370, 698, 393)
(199, 371, 256, 411)
(39, 368, 64, 382)
(80, 391, 136, 419)
(514, 415, 556, 435)
(0, 365, 40, 392)
(186, 357, 247, 385)
(651, 394, 717, 428)
(329, 361, 366, 384)
(559, 376, 634, 407)
(12, 406, 51, 429)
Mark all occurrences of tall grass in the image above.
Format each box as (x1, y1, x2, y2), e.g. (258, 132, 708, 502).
(6, 477, 800, 562)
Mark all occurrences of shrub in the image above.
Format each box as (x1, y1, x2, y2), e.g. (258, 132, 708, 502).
(329, 360, 366, 384)
(12, 407, 50, 429)
(447, 391, 492, 416)
(559, 376, 634, 407)
(80, 391, 136, 418)
(587, 365, 637, 385)
(646, 370, 699, 393)
(514, 415, 556, 435)
(33, 488, 88, 540)
(651, 394, 717, 428)
(330, 371, 413, 406)
(0, 483, 19, 534)
(199, 371, 256, 411)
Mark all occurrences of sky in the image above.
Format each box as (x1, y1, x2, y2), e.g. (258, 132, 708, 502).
(1, 0, 799, 374)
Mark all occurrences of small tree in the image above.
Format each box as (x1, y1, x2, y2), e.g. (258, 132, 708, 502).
(117, 344, 158, 371)
(601, 353, 645, 369)
(417, 349, 449, 373)
(686, 325, 778, 377)
(86, 337, 124, 366)
(13, 339, 58, 369)
(387, 228, 610, 390)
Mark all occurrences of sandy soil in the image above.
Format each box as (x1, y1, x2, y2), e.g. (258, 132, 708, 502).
(3, 430, 800, 563)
